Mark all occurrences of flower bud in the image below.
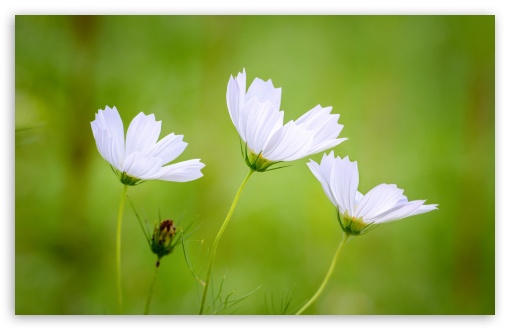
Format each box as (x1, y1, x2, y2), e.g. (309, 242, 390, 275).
(150, 219, 177, 259)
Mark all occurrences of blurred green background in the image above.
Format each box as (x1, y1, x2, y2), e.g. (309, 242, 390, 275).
(15, 15, 494, 315)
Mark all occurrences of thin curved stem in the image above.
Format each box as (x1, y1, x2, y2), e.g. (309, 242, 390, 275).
(144, 261, 160, 315)
(296, 233, 350, 315)
(198, 169, 255, 314)
(116, 184, 128, 314)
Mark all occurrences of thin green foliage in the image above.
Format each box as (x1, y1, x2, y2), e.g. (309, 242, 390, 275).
(181, 231, 206, 286)
(264, 287, 296, 315)
(208, 274, 261, 315)
(15, 123, 46, 147)
(127, 196, 150, 244)
(264, 164, 293, 172)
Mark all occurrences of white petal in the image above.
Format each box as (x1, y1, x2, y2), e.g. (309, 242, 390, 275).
(91, 126, 120, 170)
(307, 153, 337, 207)
(121, 152, 163, 179)
(91, 106, 125, 168)
(295, 105, 346, 155)
(305, 137, 348, 157)
(355, 184, 405, 220)
(148, 133, 187, 165)
(101, 106, 125, 161)
(245, 77, 281, 109)
(227, 73, 243, 136)
(154, 159, 205, 182)
(236, 69, 246, 107)
(370, 200, 428, 224)
(243, 99, 284, 154)
(125, 112, 162, 155)
(295, 105, 333, 128)
(263, 121, 314, 161)
(355, 191, 364, 205)
(409, 203, 438, 216)
(317, 151, 337, 175)
(329, 156, 359, 216)
(236, 97, 255, 142)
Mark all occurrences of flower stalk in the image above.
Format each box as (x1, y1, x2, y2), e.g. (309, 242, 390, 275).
(198, 168, 255, 314)
(116, 184, 128, 314)
(144, 261, 160, 315)
(295, 233, 350, 315)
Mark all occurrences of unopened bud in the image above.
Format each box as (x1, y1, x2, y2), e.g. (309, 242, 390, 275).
(151, 219, 176, 260)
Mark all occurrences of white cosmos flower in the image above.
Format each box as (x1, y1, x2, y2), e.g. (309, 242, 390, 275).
(227, 69, 347, 171)
(91, 106, 205, 185)
(308, 151, 438, 235)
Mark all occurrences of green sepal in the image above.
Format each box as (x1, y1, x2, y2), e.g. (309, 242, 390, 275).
(337, 209, 377, 236)
(240, 140, 281, 172)
(111, 166, 144, 186)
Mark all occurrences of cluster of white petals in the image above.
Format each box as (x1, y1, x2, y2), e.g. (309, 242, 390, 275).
(308, 152, 437, 233)
(91, 106, 205, 184)
(227, 69, 346, 169)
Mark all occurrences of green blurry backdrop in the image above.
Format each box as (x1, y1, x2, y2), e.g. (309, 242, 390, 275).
(15, 15, 494, 315)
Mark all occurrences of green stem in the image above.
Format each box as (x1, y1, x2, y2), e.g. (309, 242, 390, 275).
(144, 261, 160, 315)
(296, 233, 350, 315)
(116, 184, 128, 314)
(198, 169, 255, 314)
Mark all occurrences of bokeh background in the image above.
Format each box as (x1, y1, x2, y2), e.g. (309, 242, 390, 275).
(15, 15, 494, 315)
